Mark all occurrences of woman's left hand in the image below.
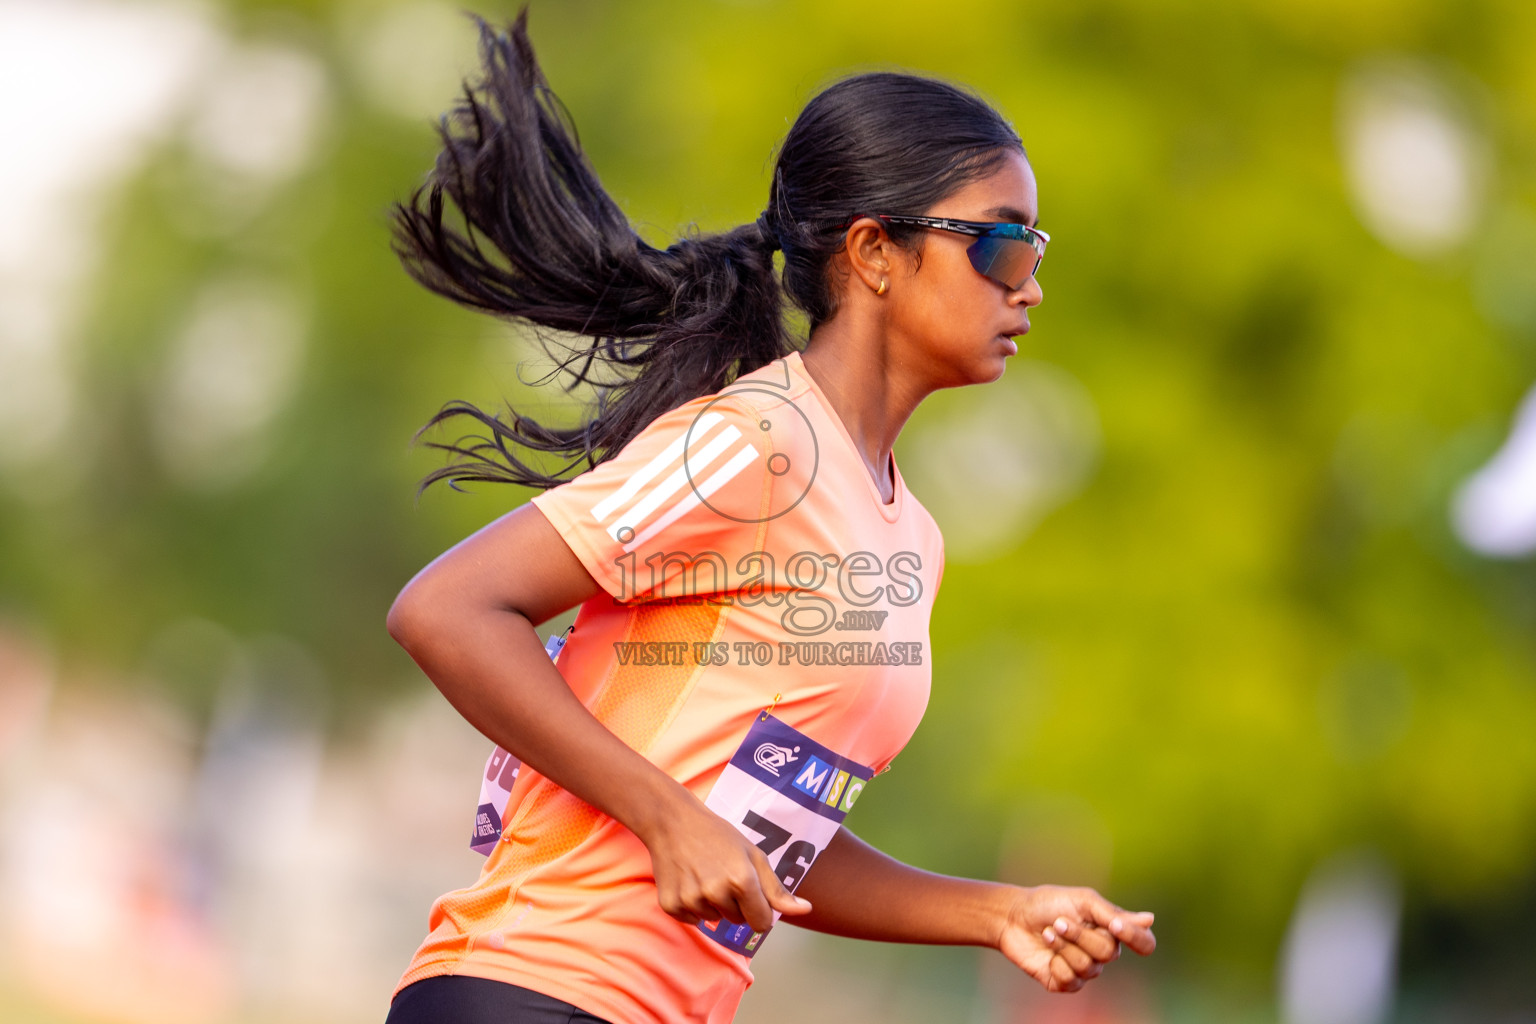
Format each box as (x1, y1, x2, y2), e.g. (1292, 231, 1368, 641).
(995, 885, 1156, 993)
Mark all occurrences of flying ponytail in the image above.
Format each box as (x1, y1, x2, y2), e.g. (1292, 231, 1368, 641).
(393, 9, 1022, 492)
(392, 10, 791, 491)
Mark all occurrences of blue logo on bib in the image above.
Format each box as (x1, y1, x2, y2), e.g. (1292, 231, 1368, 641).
(791, 755, 834, 799)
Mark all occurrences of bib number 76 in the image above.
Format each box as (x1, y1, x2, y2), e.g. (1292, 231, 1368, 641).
(741, 809, 817, 891)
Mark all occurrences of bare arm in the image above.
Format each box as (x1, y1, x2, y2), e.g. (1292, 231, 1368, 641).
(792, 827, 1156, 993)
(387, 503, 808, 932)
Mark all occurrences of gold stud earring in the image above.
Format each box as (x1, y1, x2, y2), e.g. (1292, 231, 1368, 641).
(876, 278, 888, 296)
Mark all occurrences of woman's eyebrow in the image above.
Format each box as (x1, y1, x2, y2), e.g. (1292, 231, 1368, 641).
(983, 204, 1038, 227)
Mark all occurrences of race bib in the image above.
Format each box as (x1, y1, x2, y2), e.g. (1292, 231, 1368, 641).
(470, 629, 570, 855)
(697, 714, 873, 957)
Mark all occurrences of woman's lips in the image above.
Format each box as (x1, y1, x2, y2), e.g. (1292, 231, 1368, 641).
(997, 323, 1029, 352)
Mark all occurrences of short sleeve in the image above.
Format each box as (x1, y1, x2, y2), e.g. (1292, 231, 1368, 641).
(531, 395, 772, 602)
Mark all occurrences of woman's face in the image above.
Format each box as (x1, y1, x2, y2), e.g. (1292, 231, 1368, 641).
(887, 150, 1043, 388)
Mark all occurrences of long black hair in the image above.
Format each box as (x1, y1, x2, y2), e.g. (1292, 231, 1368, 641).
(392, 9, 1022, 491)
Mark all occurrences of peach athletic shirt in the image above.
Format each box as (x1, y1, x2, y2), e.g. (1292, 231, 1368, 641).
(396, 351, 945, 1024)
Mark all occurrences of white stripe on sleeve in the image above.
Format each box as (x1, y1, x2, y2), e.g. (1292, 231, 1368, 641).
(623, 442, 762, 553)
(606, 424, 743, 542)
(588, 412, 724, 523)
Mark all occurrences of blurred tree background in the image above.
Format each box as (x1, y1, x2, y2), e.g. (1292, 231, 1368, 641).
(1, 0, 1533, 1022)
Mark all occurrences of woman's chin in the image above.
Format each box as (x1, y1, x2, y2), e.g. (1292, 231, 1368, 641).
(984, 344, 1016, 381)
(962, 356, 1010, 386)
(940, 345, 1013, 387)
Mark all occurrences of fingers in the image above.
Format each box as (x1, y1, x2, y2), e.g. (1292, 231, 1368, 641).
(1047, 916, 1119, 963)
(1046, 952, 1085, 993)
(1077, 891, 1157, 956)
(658, 876, 752, 928)
(660, 891, 735, 927)
(754, 850, 813, 919)
(731, 869, 776, 934)
(1040, 921, 1103, 982)
(661, 851, 811, 935)
(1049, 940, 1101, 979)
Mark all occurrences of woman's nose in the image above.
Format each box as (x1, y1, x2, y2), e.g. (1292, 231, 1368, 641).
(1012, 276, 1043, 307)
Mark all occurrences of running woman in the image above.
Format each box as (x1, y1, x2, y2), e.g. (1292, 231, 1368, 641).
(383, 12, 1155, 1024)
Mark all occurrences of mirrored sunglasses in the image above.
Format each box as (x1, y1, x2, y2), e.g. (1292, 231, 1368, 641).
(873, 214, 1049, 291)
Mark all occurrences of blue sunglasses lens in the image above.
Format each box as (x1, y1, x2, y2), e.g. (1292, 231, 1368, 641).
(967, 229, 1042, 290)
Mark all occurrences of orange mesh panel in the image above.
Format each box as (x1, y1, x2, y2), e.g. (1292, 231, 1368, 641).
(591, 599, 728, 752)
(488, 780, 603, 885)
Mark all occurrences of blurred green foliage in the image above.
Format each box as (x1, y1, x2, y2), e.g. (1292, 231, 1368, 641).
(2, 0, 1534, 1015)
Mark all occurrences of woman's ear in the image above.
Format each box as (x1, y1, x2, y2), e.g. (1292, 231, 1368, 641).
(842, 217, 894, 295)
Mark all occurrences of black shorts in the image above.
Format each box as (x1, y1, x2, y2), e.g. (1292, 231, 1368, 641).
(386, 976, 613, 1024)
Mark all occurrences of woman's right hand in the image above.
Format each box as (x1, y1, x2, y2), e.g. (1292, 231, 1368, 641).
(635, 788, 812, 933)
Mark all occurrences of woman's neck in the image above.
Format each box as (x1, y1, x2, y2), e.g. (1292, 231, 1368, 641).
(799, 320, 929, 504)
